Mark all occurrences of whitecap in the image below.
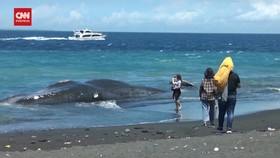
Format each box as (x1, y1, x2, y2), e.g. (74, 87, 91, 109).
(0, 37, 21, 41)
(0, 36, 68, 41)
(237, 51, 243, 54)
(188, 55, 201, 59)
(23, 37, 67, 41)
(185, 53, 197, 56)
(267, 87, 280, 93)
(226, 50, 233, 53)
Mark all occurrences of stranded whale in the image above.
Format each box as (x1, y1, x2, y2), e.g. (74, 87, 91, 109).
(0, 79, 165, 105)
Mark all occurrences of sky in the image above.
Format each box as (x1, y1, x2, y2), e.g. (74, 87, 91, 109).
(1, 0, 280, 33)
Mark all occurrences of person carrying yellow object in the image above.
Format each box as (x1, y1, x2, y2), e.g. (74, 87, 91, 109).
(214, 57, 234, 92)
(215, 57, 241, 133)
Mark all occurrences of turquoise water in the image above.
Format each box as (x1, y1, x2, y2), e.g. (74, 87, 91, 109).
(0, 31, 279, 132)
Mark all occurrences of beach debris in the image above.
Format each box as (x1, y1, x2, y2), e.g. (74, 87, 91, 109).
(23, 147, 28, 151)
(183, 144, 188, 148)
(166, 136, 171, 139)
(134, 127, 144, 130)
(156, 131, 164, 135)
(37, 148, 41, 151)
(64, 141, 72, 145)
(214, 147, 219, 151)
(6, 154, 10, 157)
(268, 127, 275, 131)
(234, 146, 245, 150)
(114, 132, 118, 135)
(31, 135, 37, 139)
(85, 135, 89, 138)
(125, 128, 130, 133)
(38, 139, 48, 142)
(99, 154, 103, 157)
(5, 144, 11, 148)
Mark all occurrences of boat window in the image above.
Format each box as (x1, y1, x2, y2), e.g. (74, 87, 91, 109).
(80, 30, 84, 33)
(83, 35, 91, 37)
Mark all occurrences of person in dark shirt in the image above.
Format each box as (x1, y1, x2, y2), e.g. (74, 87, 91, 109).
(217, 71, 241, 133)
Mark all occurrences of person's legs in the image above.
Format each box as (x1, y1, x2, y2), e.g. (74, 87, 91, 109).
(218, 99, 227, 131)
(201, 101, 209, 125)
(209, 100, 215, 125)
(173, 90, 181, 113)
(226, 95, 236, 131)
(173, 98, 178, 113)
(173, 91, 177, 110)
(175, 100, 180, 110)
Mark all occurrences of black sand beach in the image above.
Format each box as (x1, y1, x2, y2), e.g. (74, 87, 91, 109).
(0, 109, 280, 158)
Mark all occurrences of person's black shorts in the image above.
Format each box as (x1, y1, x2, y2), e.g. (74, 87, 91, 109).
(172, 89, 181, 100)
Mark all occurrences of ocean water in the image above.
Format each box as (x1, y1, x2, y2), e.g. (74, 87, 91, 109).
(0, 30, 279, 133)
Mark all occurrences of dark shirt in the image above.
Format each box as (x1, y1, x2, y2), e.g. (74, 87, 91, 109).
(228, 71, 240, 95)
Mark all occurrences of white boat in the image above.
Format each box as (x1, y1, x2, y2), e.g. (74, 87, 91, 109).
(68, 29, 106, 40)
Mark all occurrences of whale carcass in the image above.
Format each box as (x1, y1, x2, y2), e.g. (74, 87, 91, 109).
(0, 79, 165, 105)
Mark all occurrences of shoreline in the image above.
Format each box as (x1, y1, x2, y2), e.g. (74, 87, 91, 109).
(0, 108, 279, 153)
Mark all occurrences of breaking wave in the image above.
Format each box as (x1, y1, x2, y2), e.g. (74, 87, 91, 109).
(74, 100, 122, 110)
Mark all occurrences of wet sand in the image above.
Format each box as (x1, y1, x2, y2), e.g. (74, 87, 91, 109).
(0, 109, 280, 158)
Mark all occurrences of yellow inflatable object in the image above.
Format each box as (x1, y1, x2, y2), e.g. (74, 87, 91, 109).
(214, 57, 234, 92)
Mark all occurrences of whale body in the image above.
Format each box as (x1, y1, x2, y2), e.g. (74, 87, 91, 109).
(0, 79, 165, 105)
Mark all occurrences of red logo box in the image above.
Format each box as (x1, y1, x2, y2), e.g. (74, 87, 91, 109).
(14, 8, 32, 26)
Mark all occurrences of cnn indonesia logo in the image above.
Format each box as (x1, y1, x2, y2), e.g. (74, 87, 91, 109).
(14, 8, 32, 26)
